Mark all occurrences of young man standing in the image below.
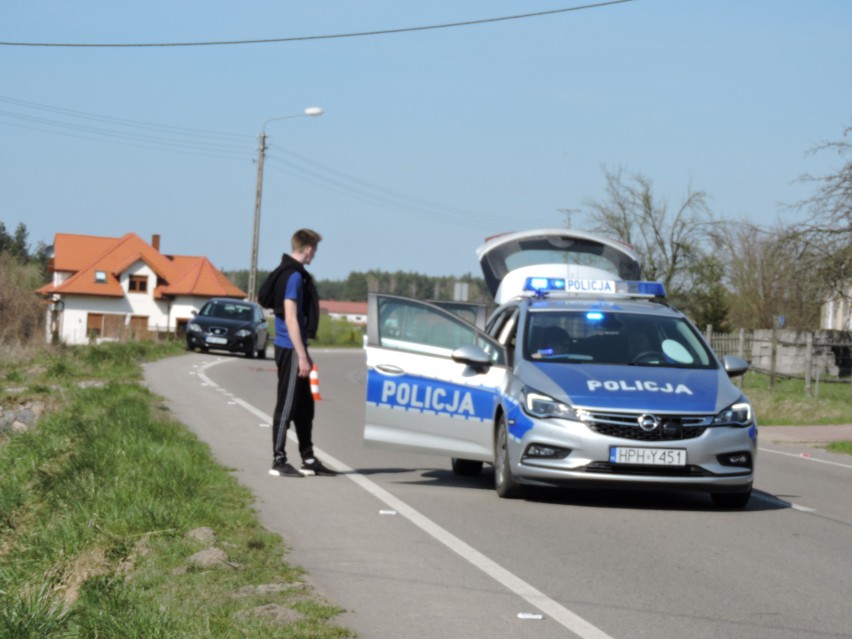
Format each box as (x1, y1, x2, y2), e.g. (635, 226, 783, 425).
(269, 228, 337, 477)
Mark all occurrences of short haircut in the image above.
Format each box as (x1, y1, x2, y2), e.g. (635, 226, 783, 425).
(291, 228, 322, 251)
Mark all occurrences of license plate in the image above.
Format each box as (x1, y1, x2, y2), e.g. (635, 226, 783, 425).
(610, 447, 686, 466)
(206, 336, 228, 345)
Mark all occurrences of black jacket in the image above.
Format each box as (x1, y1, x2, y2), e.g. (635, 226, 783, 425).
(271, 254, 320, 339)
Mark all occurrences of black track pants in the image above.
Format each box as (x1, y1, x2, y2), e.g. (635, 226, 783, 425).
(271, 345, 314, 465)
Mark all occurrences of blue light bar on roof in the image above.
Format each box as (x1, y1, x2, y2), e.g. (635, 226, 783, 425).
(617, 281, 667, 298)
(522, 276, 666, 298)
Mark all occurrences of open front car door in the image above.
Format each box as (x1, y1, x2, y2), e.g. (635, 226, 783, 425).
(363, 294, 507, 465)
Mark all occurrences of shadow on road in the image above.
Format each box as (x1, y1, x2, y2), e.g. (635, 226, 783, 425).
(360, 465, 789, 512)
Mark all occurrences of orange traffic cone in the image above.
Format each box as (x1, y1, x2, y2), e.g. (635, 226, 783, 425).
(310, 364, 322, 400)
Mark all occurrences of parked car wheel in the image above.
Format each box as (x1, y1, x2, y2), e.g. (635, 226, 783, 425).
(495, 415, 523, 499)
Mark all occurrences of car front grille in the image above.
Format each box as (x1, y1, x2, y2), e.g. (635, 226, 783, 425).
(584, 462, 714, 477)
(583, 411, 712, 442)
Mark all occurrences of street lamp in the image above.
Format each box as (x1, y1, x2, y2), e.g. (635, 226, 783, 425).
(247, 106, 324, 301)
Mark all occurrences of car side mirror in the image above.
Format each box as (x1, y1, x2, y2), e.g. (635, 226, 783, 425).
(723, 355, 749, 378)
(452, 344, 492, 374)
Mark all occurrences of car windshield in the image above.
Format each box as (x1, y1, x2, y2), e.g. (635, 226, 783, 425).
(200, 301, 253, 321)
(524, 310, 715, 368)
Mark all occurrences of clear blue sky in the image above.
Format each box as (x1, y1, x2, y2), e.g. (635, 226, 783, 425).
(2, 1, 850, 281)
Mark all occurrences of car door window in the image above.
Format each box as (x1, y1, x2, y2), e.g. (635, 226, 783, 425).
(376, 296, 504, 365)
(428, 301, 488, 329)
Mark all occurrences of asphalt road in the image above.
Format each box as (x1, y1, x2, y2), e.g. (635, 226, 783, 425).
(144, 350, 852, 639)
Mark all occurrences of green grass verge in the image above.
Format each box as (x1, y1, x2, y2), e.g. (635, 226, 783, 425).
(826, 441, 852, 455)
(738, 370, 852, 427)
(0, 342, 353, 638)
(266, 314, 364, 349)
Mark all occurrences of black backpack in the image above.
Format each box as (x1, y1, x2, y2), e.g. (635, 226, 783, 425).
(256, 256, 320, 338)
(257, 264, 286, 310)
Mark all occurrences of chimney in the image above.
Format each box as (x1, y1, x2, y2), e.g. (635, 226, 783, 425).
(152, 234, 161, 251)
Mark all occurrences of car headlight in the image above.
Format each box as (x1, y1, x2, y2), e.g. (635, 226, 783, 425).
(188, 323, 202, 333)
(235, 329, 252, 337)
(713, 401, 753, 427)
(523, 388, 579, 420)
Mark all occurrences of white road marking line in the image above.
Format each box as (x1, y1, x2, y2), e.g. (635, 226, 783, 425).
(196, 360, 614, 639)
(792, 504, 816, 513)
(759, 447, 852, 470)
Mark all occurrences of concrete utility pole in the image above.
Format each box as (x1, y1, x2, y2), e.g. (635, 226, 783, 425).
(247, 131, 268, 302)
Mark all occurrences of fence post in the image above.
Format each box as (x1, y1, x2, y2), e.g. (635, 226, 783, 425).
(770, 323, 778, 391)
(737, 328, 746, 388)
(804, 332, 813, 397)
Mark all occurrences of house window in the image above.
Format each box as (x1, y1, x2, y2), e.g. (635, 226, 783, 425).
(129, 315, 149, 338)
(87, 313, 103, 338)
(129, 275, 148, 293)
(87, 313, 123, 339)
(94, 271, 107, 283)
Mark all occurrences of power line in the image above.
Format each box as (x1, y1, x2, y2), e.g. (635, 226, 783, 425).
(0, 95, 252, 142)
(0, 1, 633, 48)
(0, 119, 252, 161)
(264, 154, 554, 230)
(272, 147, 545, 225)
(1, 95, 558, 228)
(0, 94, 254, 159)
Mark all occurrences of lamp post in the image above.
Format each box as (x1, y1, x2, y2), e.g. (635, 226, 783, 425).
(247, 106, 324, 301)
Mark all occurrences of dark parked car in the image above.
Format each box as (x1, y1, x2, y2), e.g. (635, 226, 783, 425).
(186, 298, 269, 358)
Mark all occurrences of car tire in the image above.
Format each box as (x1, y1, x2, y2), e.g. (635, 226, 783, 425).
(451, 458, 483, 476)
(494, 415, 523, 499)
(711, 488, 752, 508)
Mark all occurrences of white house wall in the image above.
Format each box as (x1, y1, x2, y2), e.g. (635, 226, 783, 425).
(327, 312, 367, 326)
(58, 295, 136, 345)
(822, 290, 852, 331)
(52, 292, 241, 345)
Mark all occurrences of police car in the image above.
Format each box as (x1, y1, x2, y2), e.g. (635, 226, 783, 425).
(363, 229, 756, 507)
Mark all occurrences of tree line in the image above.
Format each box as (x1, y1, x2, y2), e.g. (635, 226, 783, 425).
(226, 269, 493, 305)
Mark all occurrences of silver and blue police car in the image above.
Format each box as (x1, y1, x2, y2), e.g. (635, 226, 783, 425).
(363, 229, 756, 507)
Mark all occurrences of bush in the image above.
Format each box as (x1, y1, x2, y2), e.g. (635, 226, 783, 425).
(313, 315, 364, 347)
(0, 254, 45, 356)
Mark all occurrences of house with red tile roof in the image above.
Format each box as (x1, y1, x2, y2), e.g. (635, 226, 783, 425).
(37, 232, 246, 344)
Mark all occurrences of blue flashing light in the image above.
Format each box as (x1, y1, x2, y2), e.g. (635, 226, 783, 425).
(586, 311, 604, 321)
(617, 280, 667, 298)
(524, 277, 566, 295)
